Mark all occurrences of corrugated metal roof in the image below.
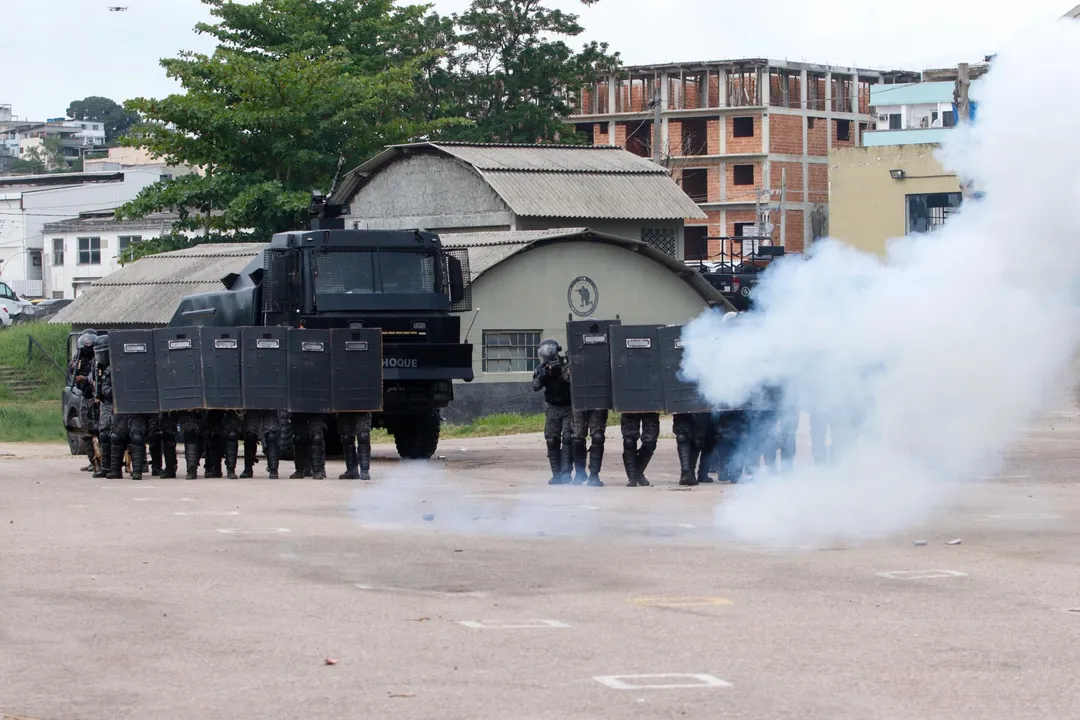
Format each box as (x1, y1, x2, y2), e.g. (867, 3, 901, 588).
(430, 143, 662, 174)
(479, 171, 708, 220)
(439, 227, 733, 309)
(50, 243, 264, 326)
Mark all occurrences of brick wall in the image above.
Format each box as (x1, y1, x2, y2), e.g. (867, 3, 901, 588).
(709, 75, 721, 108)
(807, 116, 828, 157)
(808, 163, 828, 204)
(729, 75, 759, 106)
(725, 209, 756, 237)
(667, 119, 683, 157)
(629, 82, 646, 113)
(614, 122, 627, 148)
(726, 161, 761, 202)
(831, 118, 856, 149)
(769, 161, 804, 194)
(726, 114, 763, 154)
(593, 123, 606, 145)
(768, 115, 803, 155)
(707, 166, 722, 202)
(707, 119, 722, 155)
(781, 209, 805, 252)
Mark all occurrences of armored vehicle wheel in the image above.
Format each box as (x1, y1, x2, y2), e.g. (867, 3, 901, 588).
(392, 409, 441, 460)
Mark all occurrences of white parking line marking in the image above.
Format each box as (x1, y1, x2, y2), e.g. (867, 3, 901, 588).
(876, 570, 968, 580)
(592, 674, 731, 690)
(175, 511, 240, 516)
(134, 497, 193, 502)
(216, 528, 291, 535)
(457, 619, 570, 629)
(980, 513, 1061, 521)
(102, 486, 158, 490)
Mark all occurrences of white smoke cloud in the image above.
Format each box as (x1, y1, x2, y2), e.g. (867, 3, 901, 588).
(680, 20, 1080, 547)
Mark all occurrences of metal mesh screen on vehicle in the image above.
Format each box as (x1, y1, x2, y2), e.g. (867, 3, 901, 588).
(262, 249, 289, 314)
(641, 228, 679, 257)
(444, 247, 473, 313)
(313, 248, 435, 295)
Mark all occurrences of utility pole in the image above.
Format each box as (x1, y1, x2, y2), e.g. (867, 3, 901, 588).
(954, 62, 974, 199)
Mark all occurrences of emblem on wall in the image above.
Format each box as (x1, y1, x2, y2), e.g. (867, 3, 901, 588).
(567, 276, 599, 318)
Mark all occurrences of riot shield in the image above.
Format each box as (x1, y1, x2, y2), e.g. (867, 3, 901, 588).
(659, 324, 712, 414)
(330, 328, 383, 412)
(566, 318, 620, 410)
(200, 327, 243, 410)
(609, 324, 664, 413)
(241, 326, 288, 411)
(154, 328, 205, 412)
(109, 329, 159, 415)
(287, 328, 333, 414)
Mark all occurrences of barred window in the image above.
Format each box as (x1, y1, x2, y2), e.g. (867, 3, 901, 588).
(641, 227, 678, 257)
(482, 330, 541, 373)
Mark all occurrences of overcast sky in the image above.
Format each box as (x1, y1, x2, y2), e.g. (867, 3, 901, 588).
(3, 0, 1074, 121)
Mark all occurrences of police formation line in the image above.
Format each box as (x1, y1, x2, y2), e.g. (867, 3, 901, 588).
(68, 325, 383, 482)
(531, 315, 832, 488)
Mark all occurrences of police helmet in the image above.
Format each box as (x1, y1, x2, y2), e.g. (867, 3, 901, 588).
(77, 329, 98, 351)
(536, 339, 561, 365)
(93, 334, 110, 367)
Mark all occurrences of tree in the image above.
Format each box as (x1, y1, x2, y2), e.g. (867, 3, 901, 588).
(9, 150, 46, 175)
(66, 96, 140, 144)
(437, 0, 620, 144)
(118, 0, 462, 239)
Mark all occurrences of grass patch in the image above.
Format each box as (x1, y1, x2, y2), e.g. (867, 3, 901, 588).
(0, 399, 66, 443)
(0, 320, 72, 401)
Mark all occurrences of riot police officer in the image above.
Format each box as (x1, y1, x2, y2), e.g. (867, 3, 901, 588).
(105, 339, 153, 481)
(205, 410, 244, 479)
(91, 336, 122, 480)
(673, 412, 704, 486)
(620, 412, 659, 487)
(338, 412, 372, 480)
(532, 339, 573, 485)
(71, 329, 98, 473)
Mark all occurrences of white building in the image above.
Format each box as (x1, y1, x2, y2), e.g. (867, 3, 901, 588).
(0, 167, 162, 297)
(41, 210, 184, 299)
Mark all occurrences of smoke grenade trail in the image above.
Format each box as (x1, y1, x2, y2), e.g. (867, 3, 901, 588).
(680, 21, 1080, 547)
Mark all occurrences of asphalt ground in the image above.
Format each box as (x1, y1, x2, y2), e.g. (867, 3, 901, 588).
(2, 409, 1080, 720)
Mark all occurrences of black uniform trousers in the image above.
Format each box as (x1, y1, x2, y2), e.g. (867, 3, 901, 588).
(620, 412, 660, 484)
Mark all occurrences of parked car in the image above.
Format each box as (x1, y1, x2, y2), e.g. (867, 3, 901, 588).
(0, 280, 37, 322)
(29, 298, 73, 321)
(0, 303, 11, 328)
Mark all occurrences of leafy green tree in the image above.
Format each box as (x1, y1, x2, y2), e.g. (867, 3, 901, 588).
(438, 0, 619, 144)
(117, 0, 462, 239)
(66, 96, 140, 144)
(9, 149, 46, 175)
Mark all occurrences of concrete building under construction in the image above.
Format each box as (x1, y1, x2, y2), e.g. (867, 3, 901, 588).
(567, 59, 917, 260)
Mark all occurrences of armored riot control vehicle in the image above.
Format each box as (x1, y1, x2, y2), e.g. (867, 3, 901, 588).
(167, 215, 473, 460)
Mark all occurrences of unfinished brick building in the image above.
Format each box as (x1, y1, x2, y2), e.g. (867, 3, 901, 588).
(568, 59, 916, 260)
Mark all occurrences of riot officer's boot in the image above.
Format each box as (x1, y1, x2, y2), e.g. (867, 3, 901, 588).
(339, 436, 359, 480)
(82, 442, 95, 472)
(183, 433, 200, 480)
(546, 439, 564, 485)
(587, 440, 605, 487)
(149, 435, 163, 477)
(290, 440, 309, 479)
(635, 445, 655, 487)
(239, 435, 258, 478)
(265, 435, 280, 480)
(570, 438, 587, 485)
(161, 434, 178, 479)
(622, 439, 639, 487)
(93, 434, 109, 479)
(130, 432, 146, 481)
(224, 431, 239, 480)
(106, 432, 125, 480)
(358, 433, 371, 481)
(677, 440, 698, 486)
(311, 433, 327, 480)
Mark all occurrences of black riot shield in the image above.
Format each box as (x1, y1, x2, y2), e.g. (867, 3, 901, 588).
(659, 324, 712, 414)
(241, 327, 288, 411)
(200, 327, 243, 410)
(566, 318, 621, 410)
(287, 328, 333, 414)
(330, 328, 383, 412)
(154, 328, 204, 412)
(609, 324, 664, 414)
(109, 329, 159, 415)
